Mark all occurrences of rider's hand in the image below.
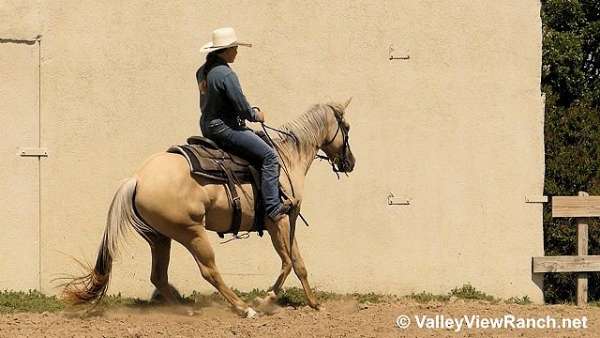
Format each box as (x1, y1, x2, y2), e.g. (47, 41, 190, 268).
(254, 108, 265, 123)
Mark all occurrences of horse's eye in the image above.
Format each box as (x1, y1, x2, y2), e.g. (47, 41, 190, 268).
(343, 122, 350, 131)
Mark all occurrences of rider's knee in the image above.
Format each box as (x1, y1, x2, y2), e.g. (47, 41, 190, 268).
(263, 149, 279, 168)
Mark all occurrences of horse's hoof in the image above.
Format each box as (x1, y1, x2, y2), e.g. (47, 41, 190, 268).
(256, 291, 277, 306)
(245, 307, 257, 318)
(256, 291, 280, 315)
(265, 291, 277, 301)
(186, 308, 199, 316)
(174, 306, 196, 316)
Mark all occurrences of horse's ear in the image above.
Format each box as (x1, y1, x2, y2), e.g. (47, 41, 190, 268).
(343, 97, 353, 110)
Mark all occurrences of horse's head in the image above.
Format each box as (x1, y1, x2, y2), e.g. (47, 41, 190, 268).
(321, 98, 356, 173)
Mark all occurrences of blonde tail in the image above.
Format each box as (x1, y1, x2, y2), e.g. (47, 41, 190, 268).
(62, 177, 154, 304)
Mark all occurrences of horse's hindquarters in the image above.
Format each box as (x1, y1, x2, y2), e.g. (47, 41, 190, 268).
(134, 153, 206, 239)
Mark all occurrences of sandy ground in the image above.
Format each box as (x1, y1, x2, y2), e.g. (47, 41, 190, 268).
(0, 299, 598, 338)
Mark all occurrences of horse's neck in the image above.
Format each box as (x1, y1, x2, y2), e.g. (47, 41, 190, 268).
(275, 131, 325, 197)
(274, 105, 334, 197)
(281, 140, 320, 177)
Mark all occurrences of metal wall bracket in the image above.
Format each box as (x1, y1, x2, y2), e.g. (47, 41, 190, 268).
(18, 147, 48, 157)
(525, 195, 548, 203)
(387, 192, 410, 205)
(389, 44, 410, 60)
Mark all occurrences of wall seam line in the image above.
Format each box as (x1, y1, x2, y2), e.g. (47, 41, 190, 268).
(37, 38, 42, 292)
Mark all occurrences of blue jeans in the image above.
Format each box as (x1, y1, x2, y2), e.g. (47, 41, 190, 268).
(202, 119, 283, 218)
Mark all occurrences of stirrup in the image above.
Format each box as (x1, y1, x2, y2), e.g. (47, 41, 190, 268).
(268, 200, 294, 222)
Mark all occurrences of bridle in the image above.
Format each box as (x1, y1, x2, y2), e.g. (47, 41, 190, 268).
(317, 109, 351, 177)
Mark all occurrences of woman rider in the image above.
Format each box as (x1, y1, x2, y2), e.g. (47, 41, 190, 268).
(196, 27, 291, 222)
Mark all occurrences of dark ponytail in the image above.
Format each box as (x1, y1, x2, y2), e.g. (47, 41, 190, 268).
(203, 50, 226, 78)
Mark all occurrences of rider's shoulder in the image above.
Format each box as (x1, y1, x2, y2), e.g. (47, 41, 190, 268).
(208, 64, 232, 80)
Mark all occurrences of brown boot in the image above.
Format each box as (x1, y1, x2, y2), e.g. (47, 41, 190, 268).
(268, 199, 294, 222)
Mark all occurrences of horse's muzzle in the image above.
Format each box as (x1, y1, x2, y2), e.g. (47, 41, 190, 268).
(337, 153, 356, 173)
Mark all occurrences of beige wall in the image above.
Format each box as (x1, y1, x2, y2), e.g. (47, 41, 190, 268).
(0, 41, 40, 291)
(0, 1, 544, 302)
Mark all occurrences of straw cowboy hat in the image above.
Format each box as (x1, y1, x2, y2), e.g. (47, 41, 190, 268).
(200, 27, 252, 53)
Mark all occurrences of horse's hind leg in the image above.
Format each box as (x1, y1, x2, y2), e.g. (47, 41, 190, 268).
(144, 233, 180, 304)
(183, 225, 256, 317)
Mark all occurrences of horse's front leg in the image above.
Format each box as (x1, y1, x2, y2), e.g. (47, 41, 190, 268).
(266, 217, 293, 294)
(289, 235, 320, 309)
(266, 215, 320, 309)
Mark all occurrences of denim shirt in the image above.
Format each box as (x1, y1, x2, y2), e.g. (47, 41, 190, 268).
(196, 60, 258, 136)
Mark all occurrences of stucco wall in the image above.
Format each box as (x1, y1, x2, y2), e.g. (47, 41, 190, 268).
(0, 41, 40, 291)
(1, 1, 544, 302)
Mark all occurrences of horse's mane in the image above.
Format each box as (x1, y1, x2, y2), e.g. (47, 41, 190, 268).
(270, 102, 343, 170)
(277, 104, 328, 148)
(277, 102, 344, 147)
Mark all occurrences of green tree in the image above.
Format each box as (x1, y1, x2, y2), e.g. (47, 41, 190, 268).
(542, 0, 600, 303)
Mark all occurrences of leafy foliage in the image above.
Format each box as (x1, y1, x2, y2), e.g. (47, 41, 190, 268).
(449, 284, 499, 303)
(505, 296, 533, 305)
(542, 0, 600, 303)
(407, 284, 504, 304)
(0, 290, 64, 313)
(407, 291, 451, 303)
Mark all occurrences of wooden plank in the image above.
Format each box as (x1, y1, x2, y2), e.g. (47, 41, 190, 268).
(576, 192, 589, 306)
(552, 195, 600, 217)
(577, 194, 589, 256)
(578, 226, 589, 256)
(577, 273, 588, 306)
(532, 256, 600, 273)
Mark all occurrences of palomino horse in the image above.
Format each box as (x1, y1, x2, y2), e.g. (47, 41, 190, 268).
(63, 99, 355, 317)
